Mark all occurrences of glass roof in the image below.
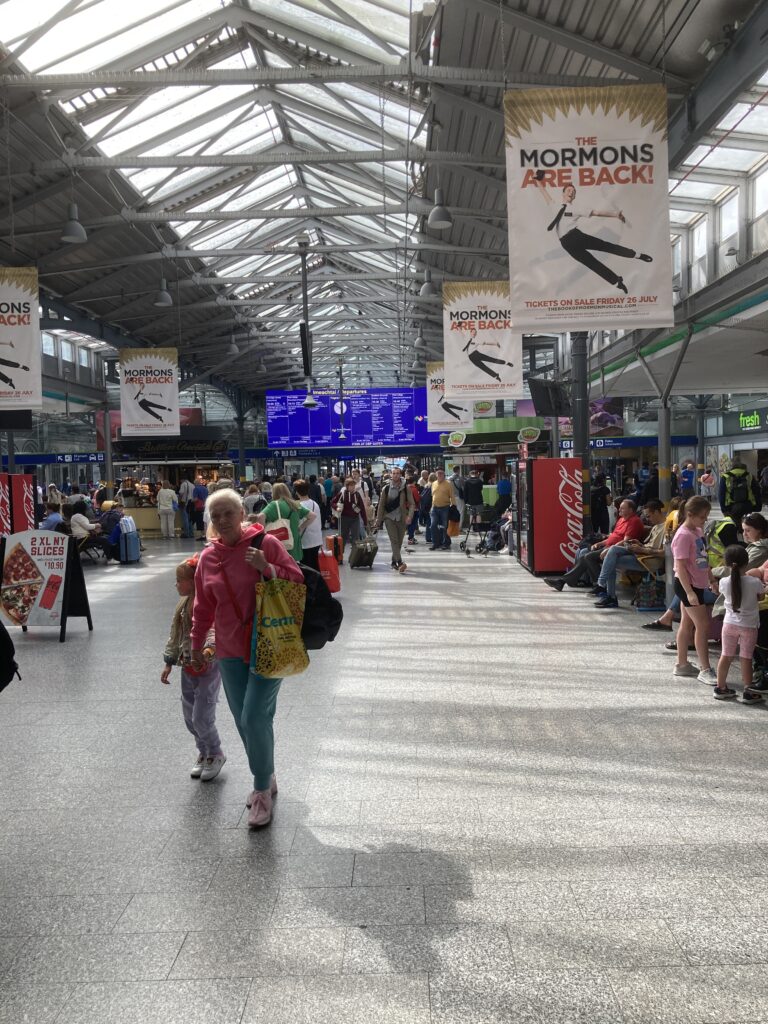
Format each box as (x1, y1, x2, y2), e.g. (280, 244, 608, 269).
(1, 0, 426, 387)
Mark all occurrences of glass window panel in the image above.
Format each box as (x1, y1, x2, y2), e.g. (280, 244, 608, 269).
(78, 347, 90, 368)
(755, 167, 768, 216)
(668, 179, 727, 200)
(692, 219, 707, 260)
(41, 333, 55, 356)
(60, 340, 74, 363)
(672, 238, 681, 275)
(719, 193, 739, 239)
(697, 147, 763, 171)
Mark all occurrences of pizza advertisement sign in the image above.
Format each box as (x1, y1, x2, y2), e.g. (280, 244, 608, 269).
(1, 530, 68, 627)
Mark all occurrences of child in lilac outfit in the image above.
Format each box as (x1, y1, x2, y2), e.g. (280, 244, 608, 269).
(161, 556, 225, 781)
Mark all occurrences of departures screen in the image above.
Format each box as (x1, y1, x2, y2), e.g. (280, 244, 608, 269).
(266, 388, 440, 448)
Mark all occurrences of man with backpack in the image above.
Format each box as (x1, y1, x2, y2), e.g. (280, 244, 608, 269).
(719, 458, 762, 519)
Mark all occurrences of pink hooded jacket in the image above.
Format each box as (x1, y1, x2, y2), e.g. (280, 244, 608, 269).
(190, 522, 304, 660)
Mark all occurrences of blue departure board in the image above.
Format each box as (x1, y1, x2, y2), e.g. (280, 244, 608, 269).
(266, 388, 439, 448)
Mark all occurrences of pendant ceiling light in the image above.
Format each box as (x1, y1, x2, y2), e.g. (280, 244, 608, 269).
(153, 276, 173, 307)
(61, 202, 87, 244)
(419, 268, 436, 297)
(427, 188, 452, 230)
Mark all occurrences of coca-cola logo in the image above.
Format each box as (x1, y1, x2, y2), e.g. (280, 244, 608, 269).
(557, 464, 582, 564)
(22, 479, 35, 527)
(0, 478, 10, 534)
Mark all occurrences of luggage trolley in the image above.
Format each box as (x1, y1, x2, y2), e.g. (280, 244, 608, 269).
(459, 504, 498, 556)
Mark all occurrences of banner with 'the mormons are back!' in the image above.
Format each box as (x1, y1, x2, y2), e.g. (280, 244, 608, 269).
(0, 268, 42, 410)
(119, 348, 180, 436)
(442, 281, 523, 400)
(504, 84, 674, 331)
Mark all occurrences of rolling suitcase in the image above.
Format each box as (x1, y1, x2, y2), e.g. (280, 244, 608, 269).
(119, 531, 141, 564)
(349, 535, 378, 569)
(324, 534, 344, 564)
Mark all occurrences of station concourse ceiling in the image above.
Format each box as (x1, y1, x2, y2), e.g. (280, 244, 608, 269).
(0, 0, 765, 406)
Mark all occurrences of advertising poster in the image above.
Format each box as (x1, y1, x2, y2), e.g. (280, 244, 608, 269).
(0, 268, 42, 410)
(504, 84, 674, 330)
(442, 282, 523, 399)
(119, 348, 180, 436)
(1, 530, 68, 627)
(426, 362, 474, 431)
(515, 397, 623, 437)
(0, 474, 11, 535)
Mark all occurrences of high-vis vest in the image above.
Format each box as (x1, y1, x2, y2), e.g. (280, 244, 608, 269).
(706, 517, 736, 568)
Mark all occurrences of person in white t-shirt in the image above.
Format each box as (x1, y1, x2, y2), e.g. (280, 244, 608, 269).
(294, 479, 321, 572)
(715, 545, 767, 702)
(534, 177, 653, 295)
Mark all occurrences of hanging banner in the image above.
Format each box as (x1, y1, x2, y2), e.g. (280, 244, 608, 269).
(442, 281, 523, 399)
(426, 361, 474, 431)
(119, 348, 180, 436)
(0, 268, 41, 410)
(504, 84, 674, 330)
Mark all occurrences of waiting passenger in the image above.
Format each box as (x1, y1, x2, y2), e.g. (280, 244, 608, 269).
(592, 499, 666, 609)
(544, 499, 646, 592)
(39, 502, 63, 531)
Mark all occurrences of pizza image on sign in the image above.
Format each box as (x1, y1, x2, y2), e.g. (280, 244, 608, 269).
(1, 541, 44, 625)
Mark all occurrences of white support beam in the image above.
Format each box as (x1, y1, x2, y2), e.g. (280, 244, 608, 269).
(20, 148, 504, 174)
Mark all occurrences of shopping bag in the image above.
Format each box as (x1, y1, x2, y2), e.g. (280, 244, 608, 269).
(250, 577, 309, 678)
(318, 549, 341, 593)
(446, 519, 461, 537)
(264, 516, 293, 551)
(447, 504, 461, 522)
(632, 574, 666, 611)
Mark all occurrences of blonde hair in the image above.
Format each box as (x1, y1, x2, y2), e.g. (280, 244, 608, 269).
(271, 482, 301, 512)
(205, 488, 244, 539)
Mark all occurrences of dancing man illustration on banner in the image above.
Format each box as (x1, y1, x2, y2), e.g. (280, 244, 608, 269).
(535, 173, 652, 295)
(438, 394, 470, 421)
(135, 383, 172, 423)
(461, 328, 516, 382)
(0, 355, 30, 390)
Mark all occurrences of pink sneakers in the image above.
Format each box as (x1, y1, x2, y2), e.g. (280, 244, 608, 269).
(246, 774, 278, 807)
(247, 789, 273, 828)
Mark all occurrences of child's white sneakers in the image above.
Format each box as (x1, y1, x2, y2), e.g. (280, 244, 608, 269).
(200, 754, 226, 782)
(190, 754, 205, 778)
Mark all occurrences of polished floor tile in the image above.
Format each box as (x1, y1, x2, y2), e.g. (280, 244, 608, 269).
(4, 538, 768, 1022)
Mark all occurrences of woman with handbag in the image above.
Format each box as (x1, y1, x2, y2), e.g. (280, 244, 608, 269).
(190, 489, 304, 827)
(258, 482, 309, 563)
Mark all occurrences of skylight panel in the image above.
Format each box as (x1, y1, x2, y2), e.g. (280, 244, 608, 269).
(667, 180, 727, 200)
(20, 0, 223, 73)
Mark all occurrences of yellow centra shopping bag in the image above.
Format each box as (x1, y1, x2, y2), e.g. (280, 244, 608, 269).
(250, 577, 309, 677)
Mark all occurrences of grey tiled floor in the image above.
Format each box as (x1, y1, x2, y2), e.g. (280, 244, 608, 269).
(2, 534, 768, 1023)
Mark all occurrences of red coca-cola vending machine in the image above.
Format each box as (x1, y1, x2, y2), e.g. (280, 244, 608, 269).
(0, 473, 11, 535)
(9, 473, 37, 533)
(516, 457, 582, 575)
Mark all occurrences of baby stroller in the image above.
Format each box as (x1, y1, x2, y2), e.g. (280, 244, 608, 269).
(460, 506, 504, 556)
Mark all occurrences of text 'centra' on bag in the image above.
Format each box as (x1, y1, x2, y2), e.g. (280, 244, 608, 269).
(250, 576, 309, 677)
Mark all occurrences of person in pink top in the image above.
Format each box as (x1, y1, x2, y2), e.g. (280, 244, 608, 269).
(190, 488, 304, 828)
(670, 496, 714, 684)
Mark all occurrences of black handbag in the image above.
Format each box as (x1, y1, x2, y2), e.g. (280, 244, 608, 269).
(447, 504, 461, 522)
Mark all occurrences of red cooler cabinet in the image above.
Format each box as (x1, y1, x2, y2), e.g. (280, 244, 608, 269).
(516, 458, 582, 575)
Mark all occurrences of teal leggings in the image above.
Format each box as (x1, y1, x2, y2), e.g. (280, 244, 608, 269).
(218, 658, 282, 791)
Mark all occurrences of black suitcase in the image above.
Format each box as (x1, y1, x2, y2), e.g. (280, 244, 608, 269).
(349, 535, 378, 569)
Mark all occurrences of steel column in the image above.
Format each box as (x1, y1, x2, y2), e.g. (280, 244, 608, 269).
(570, 331, 591, 532)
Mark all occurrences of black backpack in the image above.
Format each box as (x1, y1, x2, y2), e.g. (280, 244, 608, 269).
(726, 472, 752, 515)
(0, 620, 20, 692)
(251, 534, 343, 651)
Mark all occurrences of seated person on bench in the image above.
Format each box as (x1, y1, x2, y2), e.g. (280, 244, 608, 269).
(543, 499, 646, 592)
(592, 500, 666, 608)
(70, 500, 111, 559)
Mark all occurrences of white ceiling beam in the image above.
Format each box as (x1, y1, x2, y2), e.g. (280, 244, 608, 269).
(0, 60, 589, 91)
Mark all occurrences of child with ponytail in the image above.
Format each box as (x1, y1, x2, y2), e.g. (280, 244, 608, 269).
(714, 545, 766, 702)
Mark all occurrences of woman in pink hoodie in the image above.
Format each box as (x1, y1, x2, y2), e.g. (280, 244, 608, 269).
(190, 488, 304, 827)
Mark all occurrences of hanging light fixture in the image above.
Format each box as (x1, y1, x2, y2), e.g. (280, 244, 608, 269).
(192, 387, 201, 406)
(257, 359, 267, 374)
(227, 333, 239, 356)
(410, 356, 423, 371)
(427, 188, 453, 230)
(61, 202, 87, 244)
(153, 276, 173, 307)
(414, 327, 425, 350)
(419, 268, 437, 297)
